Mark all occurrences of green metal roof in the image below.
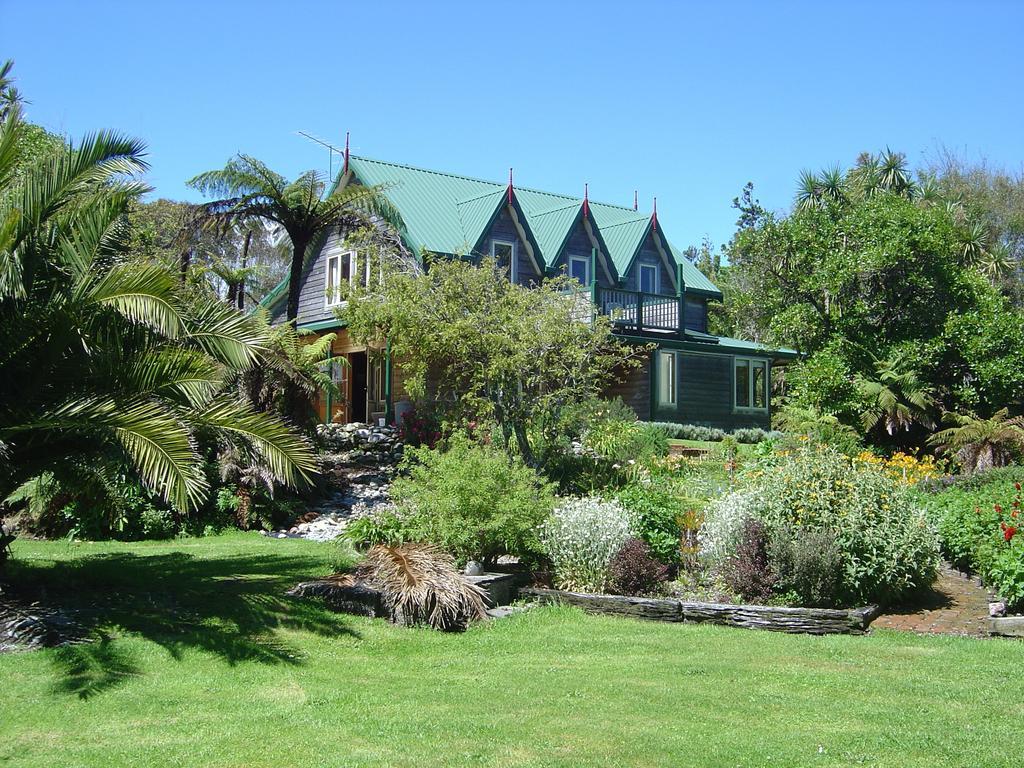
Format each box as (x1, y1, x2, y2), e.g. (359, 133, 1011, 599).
(346, 154, 722, 299)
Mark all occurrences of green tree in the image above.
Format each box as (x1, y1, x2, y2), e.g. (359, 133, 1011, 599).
(928, 409, 1024, 473)
(188, 156, 402, 322)
(855, 350, 936, 438)
(343, 257, 643, 467)
(0, 94, 316, 523)
(721, 148, 1024, 446)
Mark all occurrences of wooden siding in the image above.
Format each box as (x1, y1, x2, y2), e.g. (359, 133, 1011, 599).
(652, 349, 770, 430)
(480, 206, 542, 286)
(270, 230, 349, 326)
(684, 297, 708, 333)
(603, 353, 651, 420)
(549, 216, 616, 288)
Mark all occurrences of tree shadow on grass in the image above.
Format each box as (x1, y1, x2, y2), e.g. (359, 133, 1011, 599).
(3, 547, 359, 696)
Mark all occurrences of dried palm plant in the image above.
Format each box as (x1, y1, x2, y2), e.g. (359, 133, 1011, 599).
(356, 544, 487, 632)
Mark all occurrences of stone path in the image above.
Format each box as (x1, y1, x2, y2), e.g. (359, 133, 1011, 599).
(872, 564, 992, 637)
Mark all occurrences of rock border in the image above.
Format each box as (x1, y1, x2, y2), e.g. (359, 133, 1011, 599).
(521, 587, 880, 635)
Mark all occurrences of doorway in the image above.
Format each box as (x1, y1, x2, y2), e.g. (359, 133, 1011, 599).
(349, 351, 368, 423)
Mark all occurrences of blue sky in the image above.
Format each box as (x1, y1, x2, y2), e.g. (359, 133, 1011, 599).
(3, 0, 1022, 250)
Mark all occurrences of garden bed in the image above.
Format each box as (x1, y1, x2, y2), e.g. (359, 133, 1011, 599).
(521, 587, 880, 635)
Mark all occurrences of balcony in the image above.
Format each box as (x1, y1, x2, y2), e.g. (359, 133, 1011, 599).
(595, 286, 683, 335)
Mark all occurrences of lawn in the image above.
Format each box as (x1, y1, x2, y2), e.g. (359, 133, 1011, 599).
(1, 534, 1021, 768)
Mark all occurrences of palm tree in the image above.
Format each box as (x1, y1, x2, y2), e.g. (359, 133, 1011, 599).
(795, 170, 822, 211)
(928, 409, 1024, 473)
(877, 148, 914, 197)
(0, 101, 317, 516)
(236, 319, 339, 428)
(188, 156, 403, 322)
(855, 351, 936, 436)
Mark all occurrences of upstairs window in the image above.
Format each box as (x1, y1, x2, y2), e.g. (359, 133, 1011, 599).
(325, 250, 368, 306)
(734, 357, 768, 411)
(568, 255, 590, 286)
(639, 263, 659, 294)
(657, 351, 677, 407)
(491, 239, 517, 282)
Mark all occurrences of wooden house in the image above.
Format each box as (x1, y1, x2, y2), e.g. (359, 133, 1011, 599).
(262, 154, 795, 430)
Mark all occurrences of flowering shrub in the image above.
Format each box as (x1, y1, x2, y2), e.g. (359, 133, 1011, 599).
(720, 518, 777, 603)
(702, 445, 939, 606)
(539, 497, 632, 593)
(697, 488, 762, 569)
(607, 538, 670, 596)
(398, 407, 441, 448)
(755, 445, 940, 605)
(854, 451, 942, 487)
(928, 478, 1024, 611)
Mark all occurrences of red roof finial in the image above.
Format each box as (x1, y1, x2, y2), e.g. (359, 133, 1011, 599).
(652, 196, 658, 232)
(633, 190, 638, 211)
(508, 167, 513, 205)
(343, 131, 350, 175)
(583, 183, 589, 219)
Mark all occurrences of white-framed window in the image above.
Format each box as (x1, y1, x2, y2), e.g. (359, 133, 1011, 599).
(734, 357, 768, 411)
(657, 351, 677, 407)
(639, 263, 659, 294)
(568, 255, 590, 286)
(325, 250, 368, 306)
(491, 239, 517, 283)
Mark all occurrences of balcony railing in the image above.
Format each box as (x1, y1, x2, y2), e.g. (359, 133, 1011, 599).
(595, 286, 683, 334)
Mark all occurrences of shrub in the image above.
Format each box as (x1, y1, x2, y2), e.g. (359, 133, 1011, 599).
(854, 451, 942, 487)
(390, 433, 554, 565)
(755, 444, 940, 605)
(540, 497, 632, 593)
(397, 407, 442, 448)
(720, 518, 776, 603)
(614, 482, 685, 565)
(356, 544, 488, 631)
(641, 422, 783, 444)
(608, 538, 670, 596)
(922, 474, 1024, 610)
(344, 504, 419, 550)
(697, 488, 762, 570)
(769, 527, 843, 607)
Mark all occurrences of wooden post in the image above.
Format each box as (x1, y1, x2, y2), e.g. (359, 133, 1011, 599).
(676, 262, 685, 336)
(384, 338, 393, 425)
(636, 290, 644, 333)
(324, 346, 333, 424)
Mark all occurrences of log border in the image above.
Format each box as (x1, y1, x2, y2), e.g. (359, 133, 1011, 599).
(521, 587, 880, 635)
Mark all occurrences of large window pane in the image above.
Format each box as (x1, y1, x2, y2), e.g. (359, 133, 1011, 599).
(753, 361, 767, 409)
(640, 264, 658, 293)
(569, 256, 589, 285)
(735, 359, 750, 408)
(658, 351, 676, 407)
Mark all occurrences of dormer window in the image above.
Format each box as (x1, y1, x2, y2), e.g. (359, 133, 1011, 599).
(568, 255, 590, 286)
(491, 239, 517, 282)
(325, 250, 368, 306)
(639, 263, 659, 294)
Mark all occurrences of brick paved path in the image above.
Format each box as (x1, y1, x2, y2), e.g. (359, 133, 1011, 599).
(872, 564, 992, 636)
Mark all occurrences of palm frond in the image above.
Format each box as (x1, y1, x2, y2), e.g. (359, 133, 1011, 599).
(8, 397, 206, 511)
(79, 262, 182, 338)
(197, 398, 317, 490)
(184, 299, 266, 369)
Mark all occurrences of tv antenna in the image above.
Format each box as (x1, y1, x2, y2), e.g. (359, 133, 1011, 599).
(297, 130, 347, 177)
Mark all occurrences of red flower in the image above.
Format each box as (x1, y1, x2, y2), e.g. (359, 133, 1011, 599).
(995, 504, 1004, 514)
(1004, 525, 1017, 543)
(1016, 482, 1022, 491)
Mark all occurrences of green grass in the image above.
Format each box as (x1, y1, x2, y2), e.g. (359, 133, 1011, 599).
(668, 437, 757, 457)
(2, 534, 1022, 767)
